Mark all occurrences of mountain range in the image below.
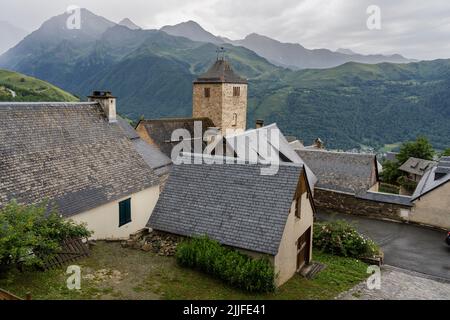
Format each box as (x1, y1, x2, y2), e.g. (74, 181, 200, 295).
(0, 8, 449, 151)
(160, 20, 413, 70)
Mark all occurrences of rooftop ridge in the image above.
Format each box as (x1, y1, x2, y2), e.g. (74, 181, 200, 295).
(0, 102, 98, 108)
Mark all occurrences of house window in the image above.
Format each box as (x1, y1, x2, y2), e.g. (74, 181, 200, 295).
(204, 88, 210, 98)
(119, 198, 132, 227)
(232, 113, 238, 126)
(294, 196, 301, 219)
(233, 86, 240, 97)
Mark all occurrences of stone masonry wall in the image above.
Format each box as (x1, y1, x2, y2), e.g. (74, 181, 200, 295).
(193, 83, 223, 128)
(221, 83, 247, 133)
(314, 188, 410, 222)
(192, 83, 247, 133)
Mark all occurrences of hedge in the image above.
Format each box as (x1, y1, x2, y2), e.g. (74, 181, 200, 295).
(313, 220, 379, 259)
(176, 237, 275, 292)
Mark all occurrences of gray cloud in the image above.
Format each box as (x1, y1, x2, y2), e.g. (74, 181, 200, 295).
(1, 0, 449, 60)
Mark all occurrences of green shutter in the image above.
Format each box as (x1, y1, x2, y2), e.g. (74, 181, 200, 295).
(119, 198, 131, 227)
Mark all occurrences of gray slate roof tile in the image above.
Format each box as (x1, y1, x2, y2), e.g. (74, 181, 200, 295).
(148, 157, 304, 255)
(0, 102, 159, 217)
(296, 149, 378, 194)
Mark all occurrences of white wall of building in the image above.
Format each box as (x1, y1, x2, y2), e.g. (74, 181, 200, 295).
(69, 186, 159, 240)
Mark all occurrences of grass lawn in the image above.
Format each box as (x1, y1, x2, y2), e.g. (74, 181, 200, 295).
(0, 242, 369, 300)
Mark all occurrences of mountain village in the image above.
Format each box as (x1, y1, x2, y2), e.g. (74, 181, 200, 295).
(0, 7, 449, 302)
(0, 54, 449, 300)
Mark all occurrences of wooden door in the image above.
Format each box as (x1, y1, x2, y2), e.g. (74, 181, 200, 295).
(297, 227, 311, 272)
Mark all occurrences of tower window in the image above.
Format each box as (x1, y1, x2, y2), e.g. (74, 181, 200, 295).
(204, 88, 210, 98)
(233, 87, 240, 97)
(232, 113, 238, 126)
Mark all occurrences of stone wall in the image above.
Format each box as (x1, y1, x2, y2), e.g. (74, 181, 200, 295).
(193, 83, 223, 128)
(192, 83, 247, 133)
(314, 188, 411, 222)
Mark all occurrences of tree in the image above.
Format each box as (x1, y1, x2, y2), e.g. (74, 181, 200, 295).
(380, 160, 402, 184)
(0, 201, 91, 269)
(441, 148, 450, 157)
(396, 136, 435, 165)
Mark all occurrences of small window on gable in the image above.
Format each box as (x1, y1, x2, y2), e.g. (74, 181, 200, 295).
(119, 198, 132, 227)
(294, 197, 301, 219)
(233, 86, 240, 97)
(232, 113, 238, 126)
(204, 88, 210, 98)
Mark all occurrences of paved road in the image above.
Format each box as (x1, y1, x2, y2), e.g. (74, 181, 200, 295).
(338, 265, 450, 300)
(316, 212, 450, 280)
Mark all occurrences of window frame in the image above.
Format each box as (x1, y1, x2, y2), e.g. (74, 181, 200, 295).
(233, 86, 240, 97)
(119, 198, 132, 227)
(204, 87, 211, 98)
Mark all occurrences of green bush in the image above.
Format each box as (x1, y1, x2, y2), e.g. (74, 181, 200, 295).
(176, 237, 275, 292)
(313, 220, 379, 258)
(0, 201, 92, 269)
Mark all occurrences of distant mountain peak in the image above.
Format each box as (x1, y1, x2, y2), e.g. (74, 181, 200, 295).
(336, 48, 357, 55)
(160, 20, 223, 44)
(118, 18, 141, 30)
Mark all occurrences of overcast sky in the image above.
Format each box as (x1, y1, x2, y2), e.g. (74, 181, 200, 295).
(1, 0, 450, 60)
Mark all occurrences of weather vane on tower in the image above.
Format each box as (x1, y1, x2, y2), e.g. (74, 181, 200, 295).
(216, 47, 226, 61)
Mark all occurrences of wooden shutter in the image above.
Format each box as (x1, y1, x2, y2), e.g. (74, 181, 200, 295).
(119, 198, 132, 227)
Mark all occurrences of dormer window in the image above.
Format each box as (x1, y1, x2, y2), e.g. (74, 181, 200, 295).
(233, 87, 240, 97)
(204, 88, 210, 98)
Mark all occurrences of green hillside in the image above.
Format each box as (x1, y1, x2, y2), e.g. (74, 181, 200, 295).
(0, 69, 78, 102)
(249, 60, 450, 150)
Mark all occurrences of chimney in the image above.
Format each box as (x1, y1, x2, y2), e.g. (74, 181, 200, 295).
(88, 91, 117, 123)
(314, 138, 324, 149)
(255, 119, 264, 129)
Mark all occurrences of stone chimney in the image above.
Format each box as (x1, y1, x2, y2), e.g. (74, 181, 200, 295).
(88, 91, 117, 123)
(255, 119, 264, 129)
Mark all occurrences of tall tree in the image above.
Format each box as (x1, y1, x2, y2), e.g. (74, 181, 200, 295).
(396, 136, 435, 165)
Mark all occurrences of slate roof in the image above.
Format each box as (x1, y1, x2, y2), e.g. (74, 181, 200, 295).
(412, 157, 450, 201)
(357, 191, 412, 207)
(148, 154, 306, 255)
(117, 116, 172, 176)
(136, 117, 215, 158)
(295, 149, 378, 194)
(225, 123, 318, 188)
(194, 59, 248, 84)
(399, 157, 437, 176)
(0, 102, 159, 217)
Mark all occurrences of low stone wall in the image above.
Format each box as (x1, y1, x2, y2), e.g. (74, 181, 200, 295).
(314, 188, 411, 222)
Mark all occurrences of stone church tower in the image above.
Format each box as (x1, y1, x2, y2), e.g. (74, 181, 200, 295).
(193, 58, 248, 133)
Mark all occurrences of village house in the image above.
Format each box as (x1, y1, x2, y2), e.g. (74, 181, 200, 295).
(398, 157, 437, 195)
(295, 149, 413, 221)
(147, 154, 316, 287)
(399, 157, 437, 183)
(410, 157, 450, 230)
(0, 91, 167, 240)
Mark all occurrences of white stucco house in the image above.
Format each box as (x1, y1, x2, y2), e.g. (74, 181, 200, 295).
(410, 157, 450, 230)
(148, 153, 316, 287)
(0, 91, 170, 240)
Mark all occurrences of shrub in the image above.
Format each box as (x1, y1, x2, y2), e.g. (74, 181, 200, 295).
(176, 237, 275, 292)
(0, 201, 92, 269)
(313, 220, 379, 258)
